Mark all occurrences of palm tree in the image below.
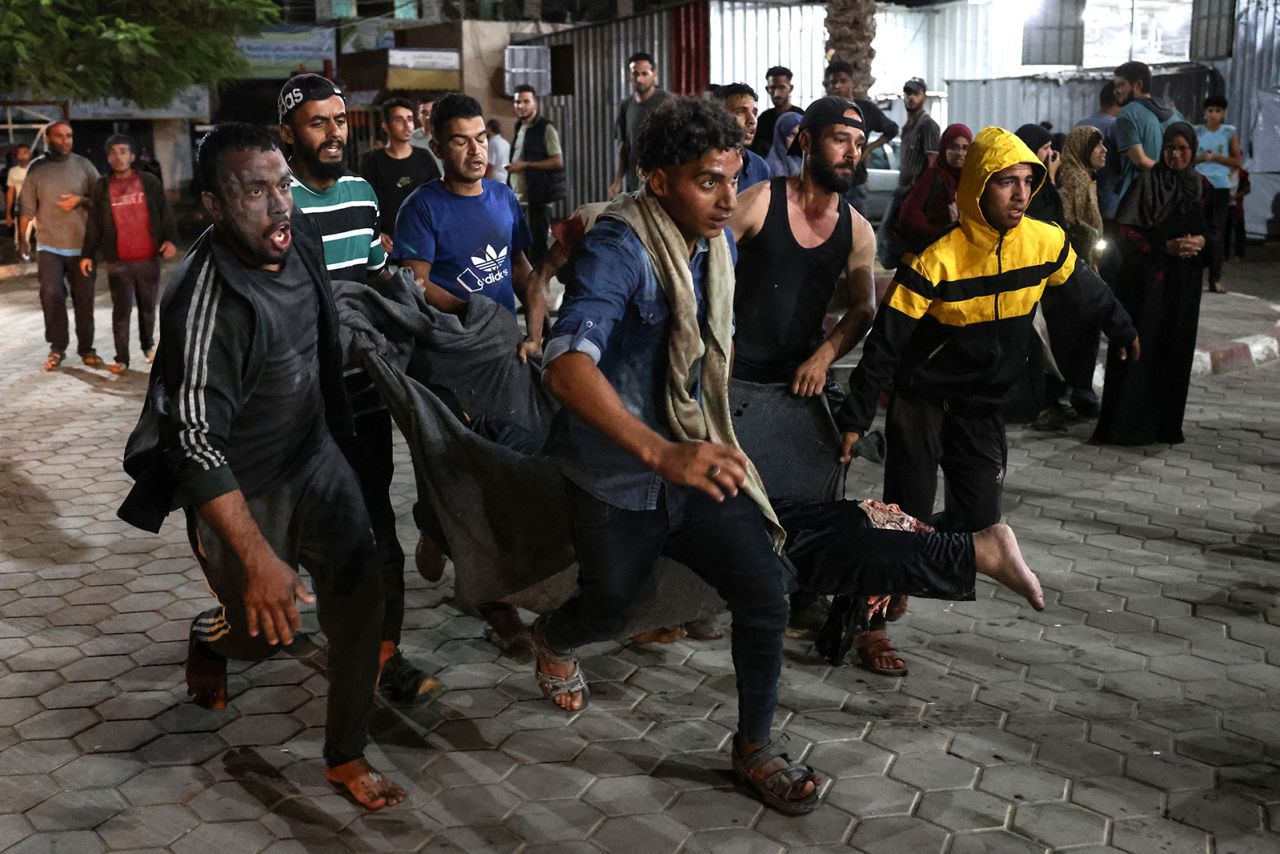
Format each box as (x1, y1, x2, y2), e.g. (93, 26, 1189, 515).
(825, 0, 877, 97)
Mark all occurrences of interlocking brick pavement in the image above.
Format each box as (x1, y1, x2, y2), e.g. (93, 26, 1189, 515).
(0, 270, 1278, 852)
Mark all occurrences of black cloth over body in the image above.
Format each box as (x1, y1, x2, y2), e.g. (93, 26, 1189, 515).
(884, 392, 1007, 532)
(1092, 220, 1205, 446)
(107, 258, 160, 365)
(185, 436, 383, 768)
(732, 177, 852, 383)
(334, 273, 986, 639)
(359, 148, 440, 235)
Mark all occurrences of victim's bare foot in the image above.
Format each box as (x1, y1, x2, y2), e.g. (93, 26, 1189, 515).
(974, 523, 1045, 611)
(324, 758, 405, 810)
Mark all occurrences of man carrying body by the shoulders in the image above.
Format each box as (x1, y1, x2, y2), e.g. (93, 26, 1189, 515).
(836, 127, 1140, 540)
(117, 123, 403, 810)
(392, 92, 547, 648)
(279, 73, 438, 706)
(532, 95, 823, 816)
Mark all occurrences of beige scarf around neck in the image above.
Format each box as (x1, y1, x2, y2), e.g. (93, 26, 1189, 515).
(601, 189, 784, 551)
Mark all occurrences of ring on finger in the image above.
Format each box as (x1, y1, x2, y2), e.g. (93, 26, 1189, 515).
(708, 464, 721, 478)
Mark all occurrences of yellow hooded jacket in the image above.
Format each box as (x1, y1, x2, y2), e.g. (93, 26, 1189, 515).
(837, 127, 1136, 434)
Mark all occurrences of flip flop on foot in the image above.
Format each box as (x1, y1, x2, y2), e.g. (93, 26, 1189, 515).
(43, 352, 63, 371)
(325, 758, 405, 810)
(108, 362, 128, 375)
(82, 353, 105, 368)
(854, 629, 908, 676)
(974, 523, 1046, 611)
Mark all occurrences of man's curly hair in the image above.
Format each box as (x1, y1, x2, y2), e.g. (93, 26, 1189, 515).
(635, 96, 744, 174)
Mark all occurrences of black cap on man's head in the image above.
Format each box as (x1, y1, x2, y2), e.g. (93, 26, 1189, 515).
(788, 96, 865, 156)
(904, 77, 928, 95)
(279, 73, 344, 124)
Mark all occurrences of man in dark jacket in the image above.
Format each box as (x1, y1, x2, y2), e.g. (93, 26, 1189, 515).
(116, 123, 404, 811)
(508, 84, 566, 267)
(80, 134, 177, 373)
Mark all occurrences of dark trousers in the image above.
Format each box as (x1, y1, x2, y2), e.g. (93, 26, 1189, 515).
(336, 409, 405, 645)
(523, 203, 554, 268)
(1204, 187, 1231, 286)
(185, 437, 384, 767)
(543, 484, 790, 743)
(883, 392, 1007, 533)
(777, 500, 976, 600)
(38, 251, 96, 357)
(107, 258, 160, 365)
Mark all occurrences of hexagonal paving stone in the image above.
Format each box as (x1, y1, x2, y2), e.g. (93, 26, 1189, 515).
(1110, 816, 1211, 854)
(502, 762, 595, 801)
(120, 765, 218, 806)
(423, 783, 520, 827)
(95, 803, 200, 849)
(978, 764, 1069, 803)
(5, 830, 105, 854)
(0, 774, 61, 814)
(50, 754, 145, 790)
(582, 775, 679, 816)
(667, 787, 762, 832)
(947, 829, 1048, 854)
(171, 820, 277, 854)
(590, 813, 692, 854)
(1125, 751, 1216, 792)
(500, 728, 589, 764)
(503, 799, 605, 844)
(684, 827, 784, 853)
(753, 802, 853, 847)
(916, 788, 1011, 831)
(1070, 775, 1163, 821)
(890, 753, 980, 791)
(1166, 788, 1266, 834)
(824, 775, 918, 818)
(1012, 801, 1108, 848)
(26, 788, 128, 831)
(847, 815, 949, 854)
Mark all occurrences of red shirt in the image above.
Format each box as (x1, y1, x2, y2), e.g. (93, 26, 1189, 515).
(109, 171, 156, 262)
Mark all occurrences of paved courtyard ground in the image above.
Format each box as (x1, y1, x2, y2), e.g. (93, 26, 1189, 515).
(0, 268, 1277, 853)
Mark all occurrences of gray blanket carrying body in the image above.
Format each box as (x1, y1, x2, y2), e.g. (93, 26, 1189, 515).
(730, 379, 847, 504)
(333, 273, 727, 631)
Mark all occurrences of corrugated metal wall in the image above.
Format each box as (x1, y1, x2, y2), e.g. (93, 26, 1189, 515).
(519, 0, 827, 211)
(1225, 0, 1280, 157)
(947, 65, 1218, 137)
(709, 2, 828, 106)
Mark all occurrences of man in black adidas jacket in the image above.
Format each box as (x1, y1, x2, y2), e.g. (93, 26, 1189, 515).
(117, 123, 404, 811)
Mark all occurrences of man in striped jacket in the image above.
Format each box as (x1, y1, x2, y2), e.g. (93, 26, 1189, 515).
(837, 126, 1139, 533)
(117, 123, 404, 810)
(279, 74, 437, 705)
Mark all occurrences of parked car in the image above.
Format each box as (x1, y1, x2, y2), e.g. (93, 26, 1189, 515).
(862, 134, 900, 223)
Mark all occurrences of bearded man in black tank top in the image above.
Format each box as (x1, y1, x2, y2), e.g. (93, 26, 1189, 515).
(729, 97, 909, 675)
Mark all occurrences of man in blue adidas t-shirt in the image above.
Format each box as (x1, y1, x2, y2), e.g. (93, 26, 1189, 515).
(392, 92, 547, 652)
(393, 92, 545, 358)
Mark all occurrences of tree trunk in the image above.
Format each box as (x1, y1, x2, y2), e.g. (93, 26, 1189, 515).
(826, 0, 877, 98)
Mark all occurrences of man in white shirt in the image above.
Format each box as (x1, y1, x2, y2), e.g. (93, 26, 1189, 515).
(486, 119, 511, 185)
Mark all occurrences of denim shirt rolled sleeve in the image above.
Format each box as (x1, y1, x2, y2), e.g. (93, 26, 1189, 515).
(543, 218, 737, 511)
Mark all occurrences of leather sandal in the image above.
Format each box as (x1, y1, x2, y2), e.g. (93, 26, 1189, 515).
(732, 734, 822, 815)
(530, 617, 589, 711)
(854, 629, 908, 676)
(81, 353, 105, 368)
(43, 352, 63, 371)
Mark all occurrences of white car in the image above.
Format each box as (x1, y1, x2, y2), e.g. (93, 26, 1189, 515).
(862, 135, 900, 222)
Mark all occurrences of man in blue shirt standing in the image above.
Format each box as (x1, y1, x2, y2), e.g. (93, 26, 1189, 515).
(393, 92, 546, 650)
(531, 96, 822, 815)
(1112, 61, 1182, 205)
(717, 83, 772, 191)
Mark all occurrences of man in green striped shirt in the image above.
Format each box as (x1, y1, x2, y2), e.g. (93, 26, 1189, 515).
(279, 74, 437, 708)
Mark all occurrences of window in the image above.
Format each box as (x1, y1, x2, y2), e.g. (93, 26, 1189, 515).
(1191, 0, 1236, 59)
(1023, 0, 1087, 66)
(504, 45, 552, 98)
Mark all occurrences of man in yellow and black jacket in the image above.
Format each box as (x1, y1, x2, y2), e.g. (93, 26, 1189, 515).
(836, 126, 1139, 531)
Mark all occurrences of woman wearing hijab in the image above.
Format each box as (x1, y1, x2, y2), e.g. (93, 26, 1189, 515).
(766, 111, 803, 178)
(1042, 124, 1110, 422)
(895, 123, 972, 253)
(1015, 123, 1065, 226)
(1057, 125, 1107, 266)
(1093, 122, 1206, 445)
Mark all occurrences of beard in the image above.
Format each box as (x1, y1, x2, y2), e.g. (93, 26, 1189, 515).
(294, 138, 346, 181)
(809, 150, 854, 194)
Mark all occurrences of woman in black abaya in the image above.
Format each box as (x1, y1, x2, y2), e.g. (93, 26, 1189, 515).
(1092, 122, 1207, 446)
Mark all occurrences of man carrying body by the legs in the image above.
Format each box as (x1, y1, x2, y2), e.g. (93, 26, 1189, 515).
(117, 123, 403, 810)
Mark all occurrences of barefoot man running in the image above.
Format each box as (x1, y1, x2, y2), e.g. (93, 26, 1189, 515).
(117, 123, 403, 810)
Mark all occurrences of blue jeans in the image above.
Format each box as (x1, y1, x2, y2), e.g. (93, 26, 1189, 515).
(543, 483, 790, 742)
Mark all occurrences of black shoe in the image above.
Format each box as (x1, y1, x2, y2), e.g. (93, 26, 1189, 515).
(786, 595, 830, 640)
(379, 649, 442, 706)
(1070, 391, 1101, 419)
(1031, 402, 1073, 432)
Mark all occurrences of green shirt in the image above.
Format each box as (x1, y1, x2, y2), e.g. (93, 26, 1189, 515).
(289, 173, 386, 283)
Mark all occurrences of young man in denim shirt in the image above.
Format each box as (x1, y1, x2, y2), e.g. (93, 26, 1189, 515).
(531, 96, 823, 814)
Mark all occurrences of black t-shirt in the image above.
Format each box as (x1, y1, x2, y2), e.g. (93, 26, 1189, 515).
(751, 105, 805, 157)
(227, 250, 325, 496)
(359, 147, 440, 235)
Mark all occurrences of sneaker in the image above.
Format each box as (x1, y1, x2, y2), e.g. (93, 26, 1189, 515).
(378, 648, 442, 706)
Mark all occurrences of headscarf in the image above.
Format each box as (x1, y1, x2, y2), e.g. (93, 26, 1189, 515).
(1114, 122, 1202, 229)
(935, 123, 974, 192)
(767, 112, 803, 178)
(1014, 123, 1053, 158)
(1058, 125, 1103, 238)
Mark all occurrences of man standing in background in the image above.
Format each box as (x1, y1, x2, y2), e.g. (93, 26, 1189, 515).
(410, 97, 445, 175)
(752, 66, 805, 158)
(610, 51, 670, 197)
(879, 77, 939, 268)
(508, 85, 565, 269)
(360, 97, 440, 255)
(19, 121, 101, 371)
